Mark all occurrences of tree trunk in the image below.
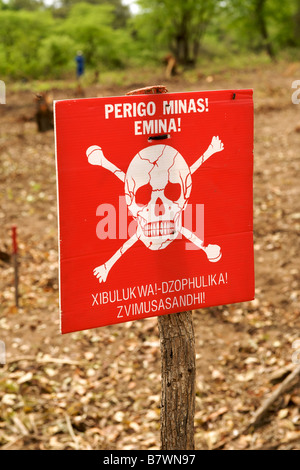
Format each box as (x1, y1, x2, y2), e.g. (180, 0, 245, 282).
(173, 11, 194, 66)
(254, 0, 275, 60)
(294, 0, 300, 43)
(158, 311, 196, 450)
(35, 92, 53, 133)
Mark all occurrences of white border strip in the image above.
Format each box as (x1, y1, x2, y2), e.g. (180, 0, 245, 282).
(53, 100, 62, 334)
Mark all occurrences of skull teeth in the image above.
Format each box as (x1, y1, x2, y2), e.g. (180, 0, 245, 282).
(143, 221, 175, 237)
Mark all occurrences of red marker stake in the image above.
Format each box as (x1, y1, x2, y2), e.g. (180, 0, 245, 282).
(11, 225, 19, 308)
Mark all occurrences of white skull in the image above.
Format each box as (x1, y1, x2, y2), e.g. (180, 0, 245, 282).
(124, 144, 192, 250)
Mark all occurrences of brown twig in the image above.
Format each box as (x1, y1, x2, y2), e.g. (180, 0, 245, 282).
(5, 355, 86, 366)
(212, 364, 300, 450)
(65, 414, 79, 450)
(245, 364, 300, 432)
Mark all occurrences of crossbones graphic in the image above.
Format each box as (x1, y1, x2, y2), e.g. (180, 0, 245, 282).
(86, 136, 224, 283)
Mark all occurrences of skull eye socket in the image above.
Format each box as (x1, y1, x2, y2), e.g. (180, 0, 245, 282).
(164, 182, 181, 202)
(135, 184, 152, 207)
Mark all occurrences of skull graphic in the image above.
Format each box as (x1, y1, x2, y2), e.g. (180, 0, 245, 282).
(86, 135, 224, 283)
(124, 145, 192, 250)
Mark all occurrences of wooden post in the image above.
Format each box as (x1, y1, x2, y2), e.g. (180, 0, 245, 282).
(126, 85, 196, 450)
(11, 225, 19, 308)
(35, 92, 54, 133)
(158, 312, 196, 450)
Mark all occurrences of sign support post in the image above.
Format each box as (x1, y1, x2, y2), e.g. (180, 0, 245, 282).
(127, 86, 196, 450)
(158, 311, 195, 450)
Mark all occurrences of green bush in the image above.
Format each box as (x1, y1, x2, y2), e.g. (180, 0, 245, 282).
(38, 35, 77, 78)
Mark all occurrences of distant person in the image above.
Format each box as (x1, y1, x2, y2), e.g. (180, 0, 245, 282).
(163, 53, 177, 79)
(75, 51, 85, 80)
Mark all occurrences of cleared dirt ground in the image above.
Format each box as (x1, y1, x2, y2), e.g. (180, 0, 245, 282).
(0, 62, 299, 450)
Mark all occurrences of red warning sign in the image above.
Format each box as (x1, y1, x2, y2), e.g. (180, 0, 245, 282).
(54, 89, 254, 333)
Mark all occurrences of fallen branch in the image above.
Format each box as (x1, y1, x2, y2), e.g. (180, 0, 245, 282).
(0, 434, 44, 450)
(252, 432, 300, 450)
(245, 364, 300, 432)
(5, 355, 86, 366)
(269, 363, 295, 384)
(1, 436, 24, 451)
(65, 414, 79, 450)
(12, 416, 29, 436)
(212, 364, 300, 450)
